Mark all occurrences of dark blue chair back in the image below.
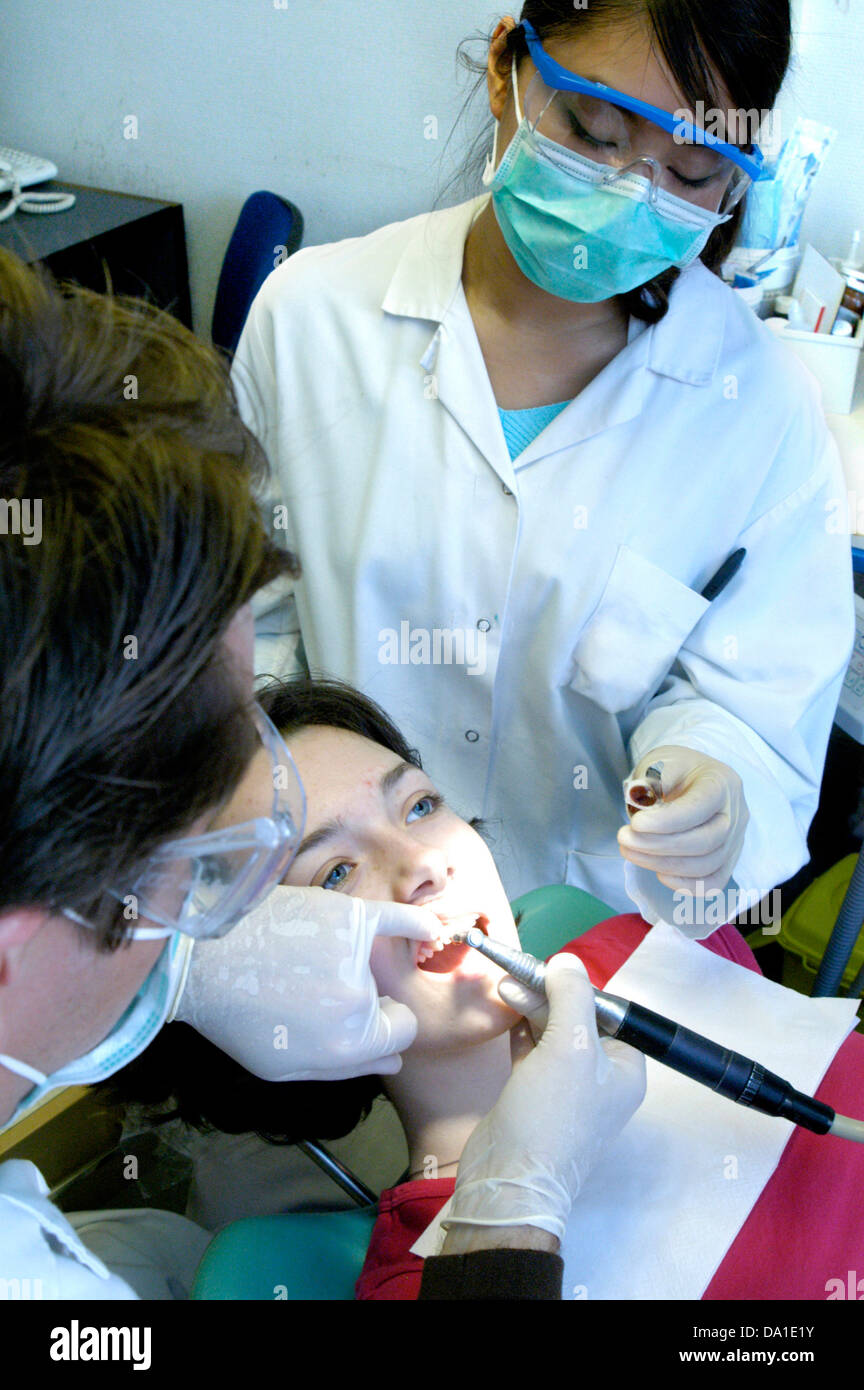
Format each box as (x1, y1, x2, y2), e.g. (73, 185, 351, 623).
(211, 192, 304, 356)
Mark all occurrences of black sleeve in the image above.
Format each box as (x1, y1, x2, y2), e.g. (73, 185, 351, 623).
(417, 1248, 564, 1300)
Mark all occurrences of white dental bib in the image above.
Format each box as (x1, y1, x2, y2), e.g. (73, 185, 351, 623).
(412, 921, 859, 1299)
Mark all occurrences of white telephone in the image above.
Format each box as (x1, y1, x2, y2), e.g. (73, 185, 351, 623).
(0, 145, 75, 221)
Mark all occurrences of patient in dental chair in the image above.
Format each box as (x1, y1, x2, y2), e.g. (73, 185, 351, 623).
(116, 678, 864, 1301)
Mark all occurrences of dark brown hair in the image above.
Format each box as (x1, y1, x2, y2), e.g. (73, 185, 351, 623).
(0, 249, 298, 948)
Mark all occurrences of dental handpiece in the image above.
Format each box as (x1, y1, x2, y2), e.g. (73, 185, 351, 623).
(452, 928, 864, 1143)
(623, 761, 665, 816)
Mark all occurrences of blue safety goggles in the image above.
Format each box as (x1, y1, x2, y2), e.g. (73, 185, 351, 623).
(520, 19, 763, 212)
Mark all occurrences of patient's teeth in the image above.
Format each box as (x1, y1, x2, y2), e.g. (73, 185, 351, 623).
(417, 936, 448, 964)
(420, 934, 451, 959)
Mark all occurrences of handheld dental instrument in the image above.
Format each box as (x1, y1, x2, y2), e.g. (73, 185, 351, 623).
(450, 928, 864, 1143)
(623, 761, 665, 815)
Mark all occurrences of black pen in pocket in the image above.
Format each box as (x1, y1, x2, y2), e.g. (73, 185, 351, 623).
(701, 547, 746, 602)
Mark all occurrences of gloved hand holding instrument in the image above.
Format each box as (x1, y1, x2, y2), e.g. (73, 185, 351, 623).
(618, 745, 750, 895)
(440, 953, 647, 1246)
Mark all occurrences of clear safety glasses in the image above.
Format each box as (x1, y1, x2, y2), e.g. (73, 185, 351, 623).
(108, 702, 306, 940)
(521, 19, 764, 216)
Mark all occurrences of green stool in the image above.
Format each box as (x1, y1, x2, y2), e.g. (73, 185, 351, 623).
(191, 882, 616, 1300)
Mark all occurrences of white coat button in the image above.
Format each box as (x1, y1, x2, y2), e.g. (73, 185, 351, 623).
(465, 730, 480, 743)
(477, 619, 491, 633)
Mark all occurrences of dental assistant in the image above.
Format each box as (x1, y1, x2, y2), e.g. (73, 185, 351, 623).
(236, 1, 853, 934)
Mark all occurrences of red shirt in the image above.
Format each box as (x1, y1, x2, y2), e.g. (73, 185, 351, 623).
(356, 914, 864, 1301)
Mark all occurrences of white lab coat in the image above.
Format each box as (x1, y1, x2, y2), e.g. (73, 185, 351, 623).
(234, 195, 854, 929)
(0, 1160, 136, 1299)
(0, 1159, 211, 1300)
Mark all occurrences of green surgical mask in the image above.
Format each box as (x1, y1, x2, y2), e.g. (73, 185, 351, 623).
(484, 63, 730, 304)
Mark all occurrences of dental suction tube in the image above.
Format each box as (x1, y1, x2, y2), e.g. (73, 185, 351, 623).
(455, 929, 864, 1142)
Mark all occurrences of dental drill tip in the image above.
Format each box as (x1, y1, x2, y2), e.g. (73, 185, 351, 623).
(458, 931, 549, 995)
(449, 930, 469, 944)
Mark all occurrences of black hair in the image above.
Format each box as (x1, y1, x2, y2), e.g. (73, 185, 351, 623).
(105, 679, 425, 1145)
(447, 0, 792, 323)
(258, 677, 422, 767)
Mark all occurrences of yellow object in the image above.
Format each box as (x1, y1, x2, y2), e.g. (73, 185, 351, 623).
(779, 854, 864, 991)
(0, 1086, 122, 1191)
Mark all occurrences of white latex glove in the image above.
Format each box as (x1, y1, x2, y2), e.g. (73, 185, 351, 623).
(442, 953, 646, 1244)
(618, 744, 749, 894)
(172, 884, 440, 1081)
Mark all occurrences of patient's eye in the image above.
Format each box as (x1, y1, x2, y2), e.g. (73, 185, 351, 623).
(321, 862, 352, 891)
(406, 793, 443, 823)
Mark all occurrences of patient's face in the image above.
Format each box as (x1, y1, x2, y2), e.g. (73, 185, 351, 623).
(280, 725, 522, 1053)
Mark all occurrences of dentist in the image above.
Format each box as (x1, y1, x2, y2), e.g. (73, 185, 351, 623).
(235, 0, 853, 936)
(0, 249, 438, 1297)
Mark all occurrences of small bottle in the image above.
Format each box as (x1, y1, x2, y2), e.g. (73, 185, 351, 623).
(787, 298, 805, 330)
(841, 230, 864, 279)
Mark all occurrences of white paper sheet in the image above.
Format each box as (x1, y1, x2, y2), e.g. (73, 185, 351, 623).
(412, 922, 860, 1299)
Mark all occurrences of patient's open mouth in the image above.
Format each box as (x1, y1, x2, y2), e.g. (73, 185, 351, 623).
(417, 914, 489, 974)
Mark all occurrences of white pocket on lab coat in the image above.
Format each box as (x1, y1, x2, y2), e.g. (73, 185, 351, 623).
(566, 544, 710, 714)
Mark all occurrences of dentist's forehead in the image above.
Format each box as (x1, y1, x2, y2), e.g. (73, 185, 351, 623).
(542, 17, 733, 118)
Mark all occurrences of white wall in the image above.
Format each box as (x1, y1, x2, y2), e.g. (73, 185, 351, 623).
(3, 0, 864, 332)
(0, 0, 502, 332)
(777, 0, 864, 265)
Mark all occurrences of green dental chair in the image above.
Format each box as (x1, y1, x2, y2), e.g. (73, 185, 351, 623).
(191, 883, 615, 1300)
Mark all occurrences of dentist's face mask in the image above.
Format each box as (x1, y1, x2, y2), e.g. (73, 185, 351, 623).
(0, 702, 306, 1129)
(0, 935, 181, 1130)
(484, 22, 763, 304)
